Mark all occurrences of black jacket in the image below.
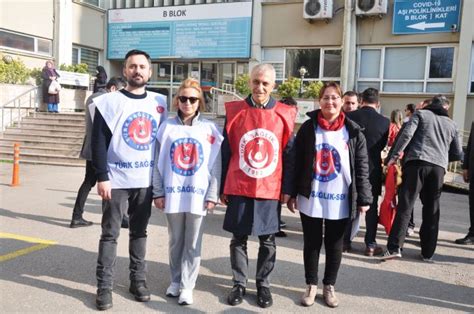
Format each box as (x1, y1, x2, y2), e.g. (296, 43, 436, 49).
(463, 122, 474, 173)
(290, 110, 373, 220)
(347, 106, 389, 196)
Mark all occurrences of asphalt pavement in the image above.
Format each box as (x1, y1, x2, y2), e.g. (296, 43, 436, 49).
(0, 163, 473, 313)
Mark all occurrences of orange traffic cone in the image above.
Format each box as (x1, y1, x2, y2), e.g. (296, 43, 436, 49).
(11, 143, 20, 187)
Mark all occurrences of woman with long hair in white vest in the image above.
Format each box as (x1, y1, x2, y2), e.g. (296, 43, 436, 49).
(152, 78, 223, 305)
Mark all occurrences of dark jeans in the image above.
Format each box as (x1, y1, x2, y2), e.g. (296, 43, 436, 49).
(364, 195, 379, 248)
(72, 160, 97, 220)
(387, 162, 444, 258)
(96, 187, 152, 289)
(469, 171, 474, 236)
(300, 212, 347, 286)
(230, 233, 276, 288)
(408, 212, 416, 230)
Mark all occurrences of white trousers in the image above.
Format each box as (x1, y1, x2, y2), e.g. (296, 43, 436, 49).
(166, 212, 205, 290)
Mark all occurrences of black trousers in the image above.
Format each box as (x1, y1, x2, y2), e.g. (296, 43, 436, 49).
(72, 160, 97, 220)
(364, 195, 379, 248)
(469, 170, 474, 236)
(300, 212, 347, 286)
(96, 187, 152, 289)
(230, 234, 276, 288)
(387, 161, 444, 258)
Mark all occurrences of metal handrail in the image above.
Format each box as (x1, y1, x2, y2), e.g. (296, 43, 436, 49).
(209, 87, 243, 99)
(209, 87, 243, 116)
(1, 86, 39, 131)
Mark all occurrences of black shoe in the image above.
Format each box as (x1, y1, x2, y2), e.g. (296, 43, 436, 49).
(257, 286, 273, 308)
(455, 235, 474, 245)
(121, 216, 129, 229)
(129, 280, 151, 302)
(70, 217, 93, 228)
(227, 285, 245, 306)
(96, 288, 113, 311)
(280, 221, 287, 229)
(275, 230, 287, 237)
(342, 243, 352, 253)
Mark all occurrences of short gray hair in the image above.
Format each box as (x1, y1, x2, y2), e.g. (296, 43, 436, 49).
(250, 64, 276, 82)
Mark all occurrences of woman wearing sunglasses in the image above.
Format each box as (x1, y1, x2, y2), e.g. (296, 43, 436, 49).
(152, 78, 223, 305)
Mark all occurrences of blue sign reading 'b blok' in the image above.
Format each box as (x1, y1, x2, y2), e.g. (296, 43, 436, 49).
(393, 0, 461, 35)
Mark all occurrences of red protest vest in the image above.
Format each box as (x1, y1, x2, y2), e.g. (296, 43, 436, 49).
(223, 99, 296, 200)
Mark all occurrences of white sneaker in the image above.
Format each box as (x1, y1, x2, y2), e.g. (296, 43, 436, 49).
(166, 282, 180, 297)
(178, 289, 193, 305)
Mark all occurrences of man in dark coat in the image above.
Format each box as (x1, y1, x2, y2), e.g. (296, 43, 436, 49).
(455, 122, 474, 245)
(346, 88, 390, 256)
(70, 77, 126, 228)
(220, 64, 296, 308)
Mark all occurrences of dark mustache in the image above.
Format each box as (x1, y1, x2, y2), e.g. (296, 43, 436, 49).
(133, 74, 143, 78)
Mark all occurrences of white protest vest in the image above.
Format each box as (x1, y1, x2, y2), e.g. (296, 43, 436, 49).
(94, 91, 167, 188)
(298, 126, 352, 219)
(157, 118, 223, 216)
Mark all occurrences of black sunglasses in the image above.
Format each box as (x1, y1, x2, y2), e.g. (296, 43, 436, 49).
(178, 96, 199, 104)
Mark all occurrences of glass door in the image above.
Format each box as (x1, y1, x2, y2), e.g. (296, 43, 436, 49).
(171, 62, 200, 112)
(218, 63, 235, 88)
(149, 62, 172, 110)
(200, 62, 218, 112)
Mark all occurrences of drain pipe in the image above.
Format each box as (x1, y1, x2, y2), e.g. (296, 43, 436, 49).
(340, 0, 356, 92)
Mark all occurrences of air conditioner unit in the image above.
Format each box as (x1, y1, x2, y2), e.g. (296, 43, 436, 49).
(355, 0, 388, 16)
(303, 0, 333, 20)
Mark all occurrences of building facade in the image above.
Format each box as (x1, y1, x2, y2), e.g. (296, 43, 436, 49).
(1, 0, 473, 129)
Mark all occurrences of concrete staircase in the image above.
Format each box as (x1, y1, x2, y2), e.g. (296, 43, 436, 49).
(0, 111, 225, 167)
(0, 112, 85, 167)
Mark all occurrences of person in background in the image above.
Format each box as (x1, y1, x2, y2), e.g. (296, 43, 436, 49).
(70, 77, 126, 228)
(395, 98, 431, 237)
(382, 95, 462, 262)
(345, 88, 389, 257)
(288, 82, 371, 308)
(221, 64, 297, 309)
(403, 103, 415, 123)
(415, 98, 430, 110)
(275, 96, 298, 237)
(388, 109, 403, 147)
(94, 66, 108, 93)
(153, 78, 223, 305)
(455, 121, 474, 245)
(342, 91, 359, 113)
(92, 49, 167, 310)
(41, 60, 60, 113)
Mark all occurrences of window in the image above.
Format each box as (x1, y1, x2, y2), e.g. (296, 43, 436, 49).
(262, 48, 284, 83)
(0, 29, 52, 56)
(263, 47, 341, 84)
(75, 0, 104, 8)
(72, 46, 99, 75)
(286, 49, 320, 80)
(357, 45, 455, 93)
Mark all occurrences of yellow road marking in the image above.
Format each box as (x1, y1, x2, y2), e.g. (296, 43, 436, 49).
(0, 232, 57, 262)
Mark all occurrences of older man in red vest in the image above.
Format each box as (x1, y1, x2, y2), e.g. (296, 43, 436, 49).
(220, 64, 296, 308)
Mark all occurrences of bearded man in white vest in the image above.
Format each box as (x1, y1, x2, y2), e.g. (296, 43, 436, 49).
(91, 49, 167, 310)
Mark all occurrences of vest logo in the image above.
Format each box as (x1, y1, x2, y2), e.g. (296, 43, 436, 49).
(239, 128, 279, 179)
(170, 138, 204, 176)
(314, 143, 341, 182)
(156, 105, 165, 114)
(122, 112, 158, 151)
